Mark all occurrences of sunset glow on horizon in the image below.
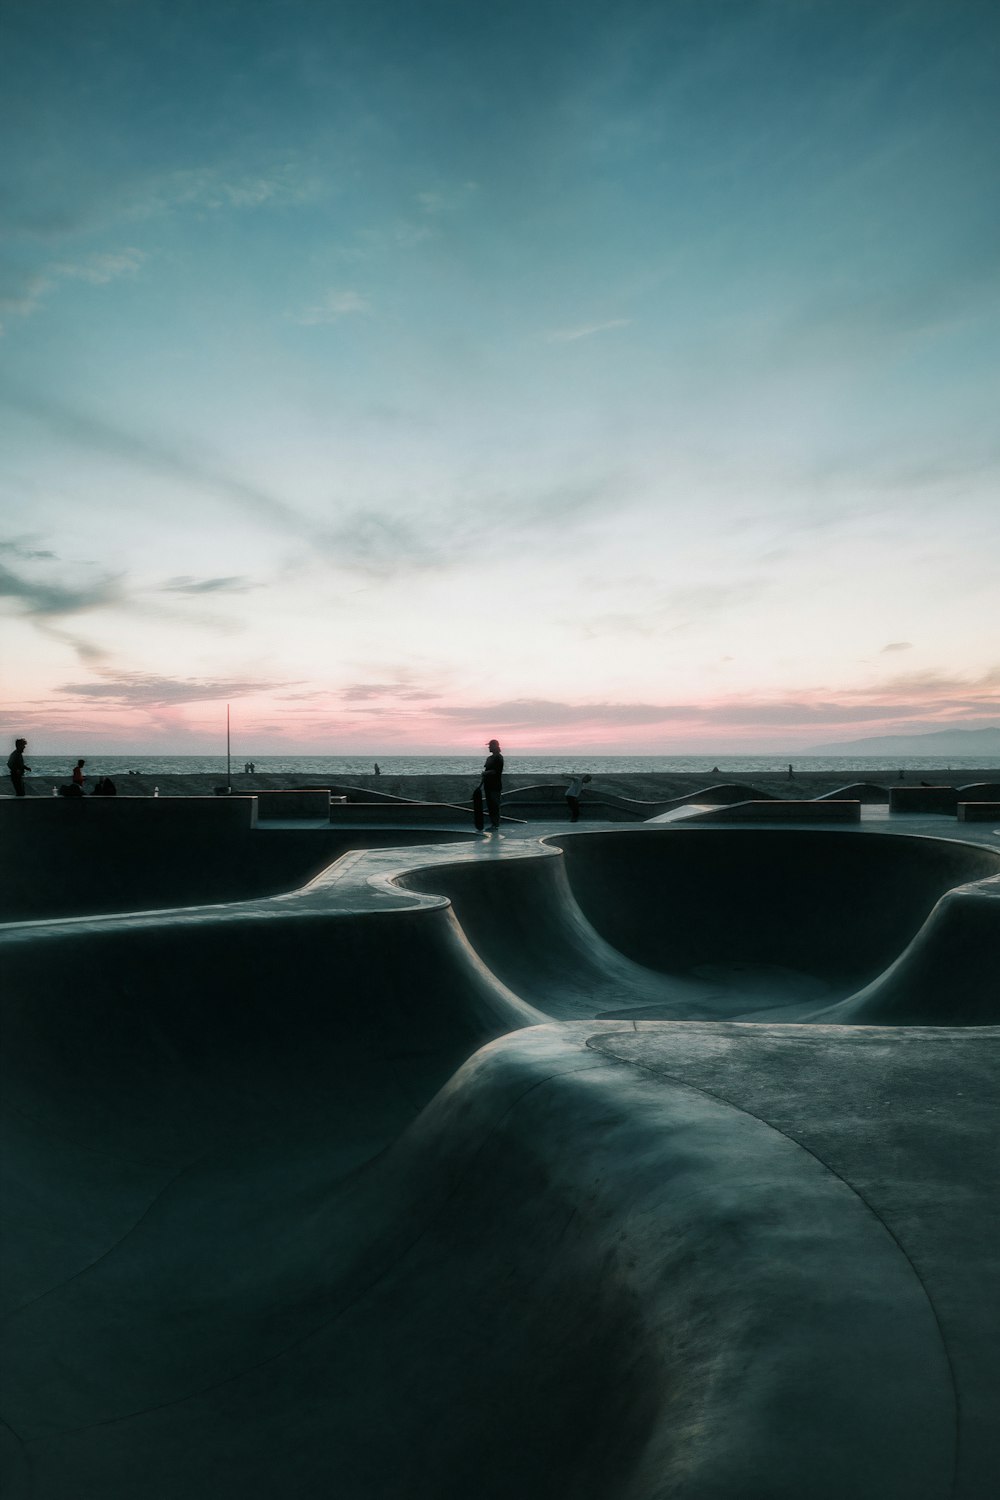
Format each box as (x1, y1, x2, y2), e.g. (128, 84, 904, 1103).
(3, 1, 998, 757)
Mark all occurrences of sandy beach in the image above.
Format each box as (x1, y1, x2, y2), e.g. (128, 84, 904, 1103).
(18, 767, 1000, 804)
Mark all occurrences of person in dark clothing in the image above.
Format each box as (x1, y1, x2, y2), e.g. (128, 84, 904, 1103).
(92, 777, 117, 796)
(482, 738, 504, 832)
(7, 738, 31, 796)
(564, 773, 591, 822)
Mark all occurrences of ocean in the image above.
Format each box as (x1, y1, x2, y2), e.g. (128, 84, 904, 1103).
(20, 754, 999, 777)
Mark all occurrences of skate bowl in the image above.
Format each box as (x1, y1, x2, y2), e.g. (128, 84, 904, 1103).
(2, 824, 999, 1498)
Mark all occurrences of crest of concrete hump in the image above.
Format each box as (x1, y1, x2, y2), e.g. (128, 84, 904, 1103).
(813, 781, 889, 803)
(501, 781, 775, 820)
(822, 873, 1000, 1025)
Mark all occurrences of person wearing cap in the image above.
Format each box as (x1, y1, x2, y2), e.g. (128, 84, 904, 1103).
(482, 738, 504, 833)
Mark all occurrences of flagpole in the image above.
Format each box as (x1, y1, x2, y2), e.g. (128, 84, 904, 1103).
(226, 703, 231, 793)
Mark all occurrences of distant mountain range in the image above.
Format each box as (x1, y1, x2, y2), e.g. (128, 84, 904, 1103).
(805, 727, 1000, 756)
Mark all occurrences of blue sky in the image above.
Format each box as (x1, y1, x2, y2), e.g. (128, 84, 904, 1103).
(2, 0, 998, 754)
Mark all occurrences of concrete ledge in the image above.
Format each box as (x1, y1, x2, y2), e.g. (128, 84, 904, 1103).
(958, 802, 1000, 822)
(890, 787, 958, 815)
(256, 789, 331, 819)
(687, 800, 862, 824)
(0, 795, 258, 834)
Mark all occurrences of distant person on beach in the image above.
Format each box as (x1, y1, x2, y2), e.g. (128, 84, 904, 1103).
(72, 759, 86, 791)
(482, 739, 504, 832)
(7, 738, 30, 797)
(565, 773, 591, 822)
(373, 763, 381, 776)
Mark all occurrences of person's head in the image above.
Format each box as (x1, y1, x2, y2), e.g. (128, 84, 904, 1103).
(583, 774, 592, 782)
(15, 738, 27, 750)
(76, 758, 85, 767)
(487, 739, 500, 752)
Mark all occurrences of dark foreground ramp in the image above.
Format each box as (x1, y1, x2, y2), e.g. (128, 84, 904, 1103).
(4, 1022, 998, 1498)
(0, 900, 538, 1323)
(2, 825, 999, 1497)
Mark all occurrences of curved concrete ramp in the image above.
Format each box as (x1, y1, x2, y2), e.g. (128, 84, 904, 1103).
(813, 781, 889, 803)
(0, 899, 539, 1325)
(500, 781, 777, 821)
(6, 1021, 996, 1497)
(397, 847, 755, 1020)
(2, 825, 1000, 1497)
(546, 828, 999, 990)
(958, 781, 1000, 800)
(826, 875, 1000, 1025)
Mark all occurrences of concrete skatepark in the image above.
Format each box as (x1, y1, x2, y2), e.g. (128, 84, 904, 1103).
(1, 784, 999, 1497)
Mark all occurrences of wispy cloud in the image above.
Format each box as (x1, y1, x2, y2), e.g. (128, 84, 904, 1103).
(0, 538, 57, 562)
(545, 318, 632, 344)
(1, 388, 310, 535)
(134, 161, 321, 218)
(295, 290, 371, 325)
(880, 641, 913, 653)
(0, 249, 143, 329)
(0, 558, 123, 617)
(432, 666, 1000, 737)
(57, 673, 283, 707)
(340, 682, 437, 702)
(160, 575, 259, 596)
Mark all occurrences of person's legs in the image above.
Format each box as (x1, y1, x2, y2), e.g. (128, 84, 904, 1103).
(566, 795, 580, 822)
(11, 773, 25, 797)
(485, 789, 501, 829)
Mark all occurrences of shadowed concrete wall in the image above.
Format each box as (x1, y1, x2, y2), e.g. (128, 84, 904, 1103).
(255, 789, 331, 818)
(687, 800, 861, 823)
(0, 799, 469, 921)
(548, 828, 1000, 986)
(828, 876, 1000, 1024)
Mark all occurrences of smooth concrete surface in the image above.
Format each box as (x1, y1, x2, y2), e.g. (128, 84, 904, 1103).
(2, 820, 999, 1497)
(328, 799, 515, 825)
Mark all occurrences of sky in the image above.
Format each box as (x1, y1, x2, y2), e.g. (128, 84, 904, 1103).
(2, 0, 998, 756)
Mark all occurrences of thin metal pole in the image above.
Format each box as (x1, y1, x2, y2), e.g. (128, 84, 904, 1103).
(227, 703, 231, 792)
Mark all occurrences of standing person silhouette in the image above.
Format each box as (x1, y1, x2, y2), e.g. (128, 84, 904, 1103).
(7, 738, 31, 796)
(72, 759, 86, 792)
(482, 738, 504, 833)
(564, 772, 591, 822)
